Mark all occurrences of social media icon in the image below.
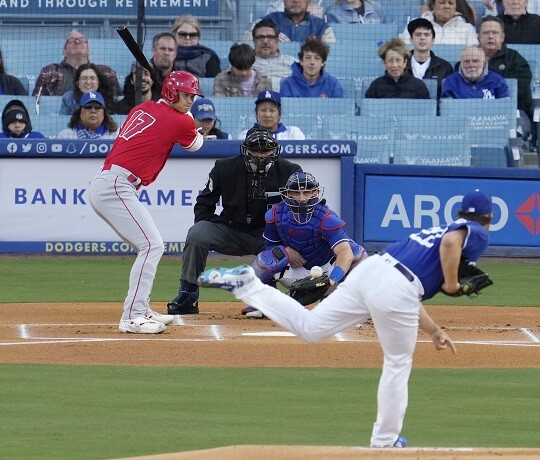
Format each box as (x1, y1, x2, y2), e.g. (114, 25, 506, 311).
(51, 144, 62, 153)
(22, 143, 32, 152)
(7, 143, 17, 153)
(36, 143, 47, 153)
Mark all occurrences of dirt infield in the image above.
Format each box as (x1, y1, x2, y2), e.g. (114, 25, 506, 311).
(1, 302, 539, 459)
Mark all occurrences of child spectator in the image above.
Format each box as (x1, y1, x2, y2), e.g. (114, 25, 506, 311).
(0, 99, 46, 138)
(213, 44, 272, 97)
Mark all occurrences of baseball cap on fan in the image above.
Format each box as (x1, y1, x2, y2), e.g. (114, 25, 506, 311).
(256, 90, 281, 109)
(191, 98, 217, 121)
(80, 91, 105, 107)
(461, 189, 492, 215)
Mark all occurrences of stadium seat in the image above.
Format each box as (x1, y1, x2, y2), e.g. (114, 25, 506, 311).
(36, 95, 64, 116)
(281, 97, 356, 117)
(198, 78, 215, 98)
(439, 97, 516, 148)
(329, 22, 399, 43)
(211, 97, 257, 138)
(359, 98, 437, 117)
(32, 115, 72, 138)
(393, 116, 471, 166)
(321, 115, 393, 164)
(470, 145, 511, 167)
(430, 44, 462, 67)
(280, 114, 323, 140)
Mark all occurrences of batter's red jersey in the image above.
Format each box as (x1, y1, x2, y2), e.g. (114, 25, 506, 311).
(103, 99, 202, 186)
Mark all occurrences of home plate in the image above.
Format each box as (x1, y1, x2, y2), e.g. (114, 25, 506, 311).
(243, 331, 297, 337)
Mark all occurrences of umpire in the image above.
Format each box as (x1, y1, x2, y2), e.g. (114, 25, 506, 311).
(168, 127, 302, 314)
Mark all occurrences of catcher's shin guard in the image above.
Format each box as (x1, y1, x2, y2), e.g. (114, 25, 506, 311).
(253, 245, 289, 284)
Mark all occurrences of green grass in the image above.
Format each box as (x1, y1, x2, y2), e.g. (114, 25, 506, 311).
(1, 256, 539, 306)
(0, 256, 539, 458)
(0, 365, 538, 459)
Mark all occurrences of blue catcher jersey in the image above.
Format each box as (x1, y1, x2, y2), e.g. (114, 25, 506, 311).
(263, 202, 354, 269)
(384, 219, 490, 300)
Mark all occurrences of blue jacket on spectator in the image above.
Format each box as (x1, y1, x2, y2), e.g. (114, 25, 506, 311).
(325, 0, 386, 24)
(280, 62, 344, 98)
(263, 11, 334, 43)
(441, 67, 509, 99)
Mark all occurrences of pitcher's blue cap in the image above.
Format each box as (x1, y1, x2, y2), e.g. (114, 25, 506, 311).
(461, 189, 492, 215)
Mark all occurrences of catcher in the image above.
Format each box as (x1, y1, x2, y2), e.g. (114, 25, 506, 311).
(241, 171, 367, 318)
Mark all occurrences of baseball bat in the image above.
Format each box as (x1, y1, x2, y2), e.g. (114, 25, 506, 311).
(116, 26, 162, 92)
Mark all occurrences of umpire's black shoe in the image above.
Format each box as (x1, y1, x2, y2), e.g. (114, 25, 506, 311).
(167, 294, 199, 315)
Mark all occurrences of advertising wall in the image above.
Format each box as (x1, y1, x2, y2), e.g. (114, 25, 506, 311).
(0, 139, 355, 254)
(355, 165, 540, 256)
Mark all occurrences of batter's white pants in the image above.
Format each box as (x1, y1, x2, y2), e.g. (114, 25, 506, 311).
(88, 166, 164, 320)
(235, 253, 424, 447)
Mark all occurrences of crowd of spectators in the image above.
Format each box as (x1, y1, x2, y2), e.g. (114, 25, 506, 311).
(0, 0, 539, 154)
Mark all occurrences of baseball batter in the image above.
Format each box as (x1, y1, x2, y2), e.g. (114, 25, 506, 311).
(242, 171, 367, 318)
(199, 189, 494, 447)
(88, 70, 204, 334)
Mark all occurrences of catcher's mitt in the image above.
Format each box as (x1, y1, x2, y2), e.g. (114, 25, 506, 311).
(441, 258, 493, 297)
(289, 274, 331, 306)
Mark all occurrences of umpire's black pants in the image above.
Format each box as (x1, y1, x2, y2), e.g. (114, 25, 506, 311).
(180, 221, 265, 285)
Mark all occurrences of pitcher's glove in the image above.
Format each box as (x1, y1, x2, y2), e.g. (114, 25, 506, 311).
(289, 274, 331, 306)
(441, 258, 494, 297)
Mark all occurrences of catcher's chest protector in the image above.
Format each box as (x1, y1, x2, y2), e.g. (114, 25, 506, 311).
(274, 203, 332, 262)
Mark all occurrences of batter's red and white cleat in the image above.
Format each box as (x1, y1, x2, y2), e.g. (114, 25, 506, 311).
(197, 265, 256, 291)
(119, 317, 166, 334)
(146, 309, 174, 325)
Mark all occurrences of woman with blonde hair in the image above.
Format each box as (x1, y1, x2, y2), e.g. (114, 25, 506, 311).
(171, 15, 221, 77)
(365, 38, 430, 98)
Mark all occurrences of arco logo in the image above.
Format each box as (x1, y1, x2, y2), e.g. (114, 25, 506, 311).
(515, 193, 540, 235)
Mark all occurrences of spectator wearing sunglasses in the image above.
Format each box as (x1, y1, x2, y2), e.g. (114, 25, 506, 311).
(171, 15, 221, 78)
(56, 91, 119, 139)
(32, 30, 120, 97)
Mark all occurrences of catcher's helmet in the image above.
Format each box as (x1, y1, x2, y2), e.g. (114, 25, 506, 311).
(241, 127, 281, 175)
(161, 70, 203, 103)
(280, 171, 324, 224)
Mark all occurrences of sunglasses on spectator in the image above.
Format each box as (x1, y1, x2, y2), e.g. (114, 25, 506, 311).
(82, 104, 104, 111)
(255, 35, 278, 41)
(66, 37, 88, 44)
(176, 31, 199, 38)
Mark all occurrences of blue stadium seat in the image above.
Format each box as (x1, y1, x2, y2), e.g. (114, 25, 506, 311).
(32, 115, 72, 138)
(211, 97, 257, 138)
(359, 98, 437, 117)
(506, 78, 518, 113)
(430, 44, 462, 67)
(470, 145, 511, 167)
(439, 97, 516, 148)
(325, 56, 384, 78)
(329, 22, 399, 43)
(393, 116, 471, 166)
(281, 97, 356, 116)
(321, 115, 393, 164)
(0, 95, 33, 112)
(280, 114, 323, 140)
(198, 78, 215, 98)
(36, 95, 64, 116)
(511, 45, 540, 79)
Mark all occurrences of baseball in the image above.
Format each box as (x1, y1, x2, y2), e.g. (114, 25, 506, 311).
(310, 266, 323, 278)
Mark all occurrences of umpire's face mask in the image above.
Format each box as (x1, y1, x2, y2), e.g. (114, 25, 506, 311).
(243, 148, 278, 175)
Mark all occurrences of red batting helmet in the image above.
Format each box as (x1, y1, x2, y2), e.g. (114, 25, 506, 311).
(161, 70, 203, 103)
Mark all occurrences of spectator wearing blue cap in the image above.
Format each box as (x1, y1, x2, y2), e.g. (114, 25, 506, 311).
(57, 91, 119, 139)
(279, 37, 344, 98)
(191, 98, 231, 139)
(238, 90, 305, 140)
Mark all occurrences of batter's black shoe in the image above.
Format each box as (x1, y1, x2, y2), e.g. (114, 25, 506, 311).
(167, 294, 199, 315)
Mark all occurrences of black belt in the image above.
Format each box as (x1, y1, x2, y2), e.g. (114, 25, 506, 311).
(379, 252, 414, 282)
